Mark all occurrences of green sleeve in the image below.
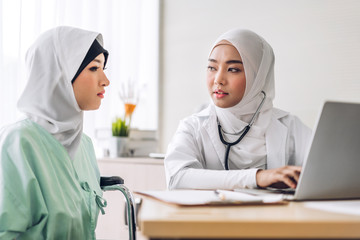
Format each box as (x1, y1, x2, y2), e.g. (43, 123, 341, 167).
(0, 126, 48, 238)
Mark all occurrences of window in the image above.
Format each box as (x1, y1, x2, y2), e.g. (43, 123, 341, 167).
(0, 0, 159, 155)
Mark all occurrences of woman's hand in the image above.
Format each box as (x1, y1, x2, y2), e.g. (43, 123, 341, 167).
(256, 166, 302, 189)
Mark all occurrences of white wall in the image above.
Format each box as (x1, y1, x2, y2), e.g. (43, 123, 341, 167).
(158, 0, 360, 152)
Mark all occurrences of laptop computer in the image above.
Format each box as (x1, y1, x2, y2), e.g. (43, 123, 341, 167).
(237, 101, 360, 201)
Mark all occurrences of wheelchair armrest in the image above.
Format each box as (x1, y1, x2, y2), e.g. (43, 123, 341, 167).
(100, 176, 124, 187)
(99, 176, 137, 240)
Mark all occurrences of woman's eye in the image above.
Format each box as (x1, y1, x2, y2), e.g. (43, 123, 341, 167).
(228, 68, 241, 73)
(207, 66, 216, 71)
(90, 66, 99, 72)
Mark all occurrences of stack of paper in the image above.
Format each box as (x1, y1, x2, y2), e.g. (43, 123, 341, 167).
(135, 189, 286, 206)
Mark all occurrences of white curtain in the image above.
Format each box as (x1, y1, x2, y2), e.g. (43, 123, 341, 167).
(0, 0, 159, 154)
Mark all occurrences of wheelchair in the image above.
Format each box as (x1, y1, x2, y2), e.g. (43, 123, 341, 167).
(100, 176, 137, 240)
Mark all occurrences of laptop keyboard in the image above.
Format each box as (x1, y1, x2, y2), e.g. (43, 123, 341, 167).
(266, 187, 296, 194)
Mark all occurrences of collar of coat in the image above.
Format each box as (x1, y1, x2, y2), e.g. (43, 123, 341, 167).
(197, 103, 289, 169)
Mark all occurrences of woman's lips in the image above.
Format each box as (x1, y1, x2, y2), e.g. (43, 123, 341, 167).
(97, 90, 105, 98)
(214, 89, 229, 98)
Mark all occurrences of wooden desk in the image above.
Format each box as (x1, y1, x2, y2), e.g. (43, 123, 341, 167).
(139, 198, 360, 239)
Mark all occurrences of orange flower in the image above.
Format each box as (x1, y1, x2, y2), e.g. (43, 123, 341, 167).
(124, 103, 136, 117)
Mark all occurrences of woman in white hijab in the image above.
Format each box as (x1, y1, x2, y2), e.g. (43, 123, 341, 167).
(164, 29, 312, 190)
(0, 26, 109, 239)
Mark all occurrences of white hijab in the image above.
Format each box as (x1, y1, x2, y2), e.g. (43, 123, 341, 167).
(211, 29, 275, 169)
(17, 26, 105, 159)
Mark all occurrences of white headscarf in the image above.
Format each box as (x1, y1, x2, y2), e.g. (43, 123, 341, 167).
(210, 29, 275, 169)
(17, 26, 105, 159)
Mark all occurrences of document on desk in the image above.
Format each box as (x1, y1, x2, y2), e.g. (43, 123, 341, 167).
(304, 200, 360, 216)
(135, 189, 287, 206)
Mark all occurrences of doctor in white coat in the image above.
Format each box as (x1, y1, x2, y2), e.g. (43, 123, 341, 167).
(164, 29, 312, 190)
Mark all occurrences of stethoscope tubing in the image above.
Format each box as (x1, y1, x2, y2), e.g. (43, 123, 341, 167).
(217, 91, 266, 170)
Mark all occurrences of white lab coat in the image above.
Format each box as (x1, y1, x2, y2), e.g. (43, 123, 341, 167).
(164, 105, 312, 190)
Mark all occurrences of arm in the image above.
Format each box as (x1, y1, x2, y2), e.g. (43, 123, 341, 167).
(0, 126, 47, 238)
(0, 185, 29, 240)
(164, 117, 258, 190)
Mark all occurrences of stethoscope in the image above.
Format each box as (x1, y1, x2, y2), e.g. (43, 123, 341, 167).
(217, 91, 267, 170)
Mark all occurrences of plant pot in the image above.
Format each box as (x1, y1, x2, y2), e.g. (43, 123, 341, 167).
(109, 136, 129, 158)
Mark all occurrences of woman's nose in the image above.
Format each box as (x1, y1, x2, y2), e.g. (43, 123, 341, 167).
(214, 70, 225, 85)
(101, 72, 110, 87)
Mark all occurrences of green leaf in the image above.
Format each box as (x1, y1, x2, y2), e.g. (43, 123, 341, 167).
(112, 117, 129, 137)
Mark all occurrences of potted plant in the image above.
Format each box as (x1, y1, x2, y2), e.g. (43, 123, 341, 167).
(110, 80, 137, 157)
(110, 117, 129, 157)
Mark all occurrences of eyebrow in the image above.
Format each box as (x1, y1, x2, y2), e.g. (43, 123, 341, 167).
(92, 59, 103, 64)
(208, 58, 243, 64)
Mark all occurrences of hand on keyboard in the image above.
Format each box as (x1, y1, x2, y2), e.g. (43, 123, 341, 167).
(256, 165, 302, 189)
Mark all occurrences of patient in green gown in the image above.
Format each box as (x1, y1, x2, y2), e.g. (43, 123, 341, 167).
(0, 26, 110, 239)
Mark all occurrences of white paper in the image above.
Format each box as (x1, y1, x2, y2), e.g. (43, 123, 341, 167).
(304, 200, 360, 216)
(136, 189, 283, 206)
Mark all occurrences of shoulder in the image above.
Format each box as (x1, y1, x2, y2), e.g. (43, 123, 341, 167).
(173, 105, 214, 138)
(0, 120, 52, 171)
(0, 119, 40, 146)
(272, 108, 289, 119)
(179, 104, 212, 129)
(273, 108, 298, 123)
(272, 108, 311, 132)
(0, 119, 66, 164)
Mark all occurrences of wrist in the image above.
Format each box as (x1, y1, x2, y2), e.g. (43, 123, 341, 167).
(256, 169, 264, 188)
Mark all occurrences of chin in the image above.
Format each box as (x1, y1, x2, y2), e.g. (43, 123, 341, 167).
(92, 105, 101, 110)
(83, 104, 101, 111)
(213, 101, 230, 109)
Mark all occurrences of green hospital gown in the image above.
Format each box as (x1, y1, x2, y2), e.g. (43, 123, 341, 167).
(0, 119, 105, 239)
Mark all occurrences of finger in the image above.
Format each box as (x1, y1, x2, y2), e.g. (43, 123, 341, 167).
(282, 177, 297, 189)
(278, 174, 297, 189)
(292, 170, 301, 183)
(281, 168, 301, 182)
(293, 169, 301, 182)
(283, 169, 301, 183)
(285, 165, 302, 173)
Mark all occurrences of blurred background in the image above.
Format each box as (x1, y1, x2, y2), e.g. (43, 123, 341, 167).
(1, 0, 360, 155)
